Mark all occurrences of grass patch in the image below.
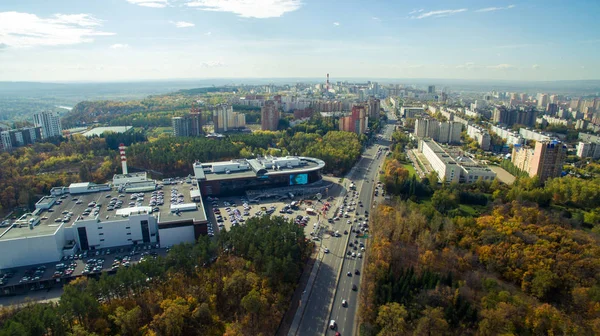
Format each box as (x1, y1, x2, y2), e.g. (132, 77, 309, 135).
(147, 127, 172, 138)
(403, 163, 416, 177)
(458, 204, 478, 216)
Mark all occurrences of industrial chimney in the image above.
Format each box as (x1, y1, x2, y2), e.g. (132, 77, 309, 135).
(119, 143, 128, 175)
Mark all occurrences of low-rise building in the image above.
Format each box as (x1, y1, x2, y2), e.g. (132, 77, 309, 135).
(490, 125, 524, 146)
(418, 139, 496, 183)
(400, 106, 425, 119)
(519, 128, 554, 142)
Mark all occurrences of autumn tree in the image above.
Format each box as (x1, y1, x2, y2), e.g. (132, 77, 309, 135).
(375, 302, 408, 336)
(413, 306, 449, 336)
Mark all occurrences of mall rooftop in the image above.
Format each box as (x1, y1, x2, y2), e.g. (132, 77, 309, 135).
(193, 156, 325, 182)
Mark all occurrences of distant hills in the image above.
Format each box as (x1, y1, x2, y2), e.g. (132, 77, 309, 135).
(1, 78, 598, 122)
(1, 78, 599, 96)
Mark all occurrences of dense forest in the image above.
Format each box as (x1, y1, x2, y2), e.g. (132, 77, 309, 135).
(127, 126, 361, 177)
(359, 132, 600, 335)
(0, 215, 311, 336)
(0, 135, 119, 212)
(62, 95, 198, 128)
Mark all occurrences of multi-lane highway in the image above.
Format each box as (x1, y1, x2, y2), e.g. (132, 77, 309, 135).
(328, 110, 396, 336)
(290, 105, 396, 336)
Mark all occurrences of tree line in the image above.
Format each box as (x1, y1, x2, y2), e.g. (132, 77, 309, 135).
(0, 215, 311, 336)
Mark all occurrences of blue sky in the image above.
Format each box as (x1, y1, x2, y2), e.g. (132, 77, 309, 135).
(0, 0, 599, 82)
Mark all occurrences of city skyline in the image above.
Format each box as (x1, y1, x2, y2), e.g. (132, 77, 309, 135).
(1, 0, 599, 82)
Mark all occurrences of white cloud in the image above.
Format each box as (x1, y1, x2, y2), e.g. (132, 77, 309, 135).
(532, 64, 541, 70)
(185, 0, 302, 18)
(110, 44, 129, 49)
(333, 22, 340, 26)
(413, 8, 467, 19)
(0, 12, 114, 48)
(476, 5, 515, 12)
(204, 31, 212, 36)
(408, 9, 424, 15)
(126, 0, 170, 8)
(371, 17, 380, 21)
(487, 63, 516, 70)
(456, 62, 477, 69)
(171, 21, 195, 28)
(50, 14, 103, 27)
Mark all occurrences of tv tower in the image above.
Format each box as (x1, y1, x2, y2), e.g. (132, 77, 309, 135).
(326, 73, 330, 92)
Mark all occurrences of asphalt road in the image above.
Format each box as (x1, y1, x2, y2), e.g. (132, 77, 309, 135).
(293, 107, 396, 336)
(328, 112, 396, 336)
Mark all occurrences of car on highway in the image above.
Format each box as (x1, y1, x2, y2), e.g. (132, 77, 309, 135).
(329, 320, 336, 330)
(342, 299, 348, 307)
(352, 284, 357, 291)
(355, 269, 360, 275)
(324, 248, 330, 254)
(347, 271, 352, 277)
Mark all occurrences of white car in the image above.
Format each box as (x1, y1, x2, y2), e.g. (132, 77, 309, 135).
(324, 248, 330, 254)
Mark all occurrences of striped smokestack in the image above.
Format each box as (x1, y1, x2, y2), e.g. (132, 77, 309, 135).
(119, 143, 128, 175)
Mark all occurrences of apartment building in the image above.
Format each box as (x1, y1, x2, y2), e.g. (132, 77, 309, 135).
(418, 139, 496, 183)
(577, 142, 600, 159)
(261, 100, 280, 131)
(172, 112, 203, 137)
(0, 127, 43, 151)
(339, 104, 368, 134)
(466, 125, 491, 150)
(519, 128, 554, 142)
(33, 111, 62, 139)
(512, 140, 566, 182)
(490, 125, 524, 146)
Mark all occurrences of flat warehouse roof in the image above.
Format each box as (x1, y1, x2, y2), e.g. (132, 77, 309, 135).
(157, 185, 207, 224)
(0, 221, 62, 241)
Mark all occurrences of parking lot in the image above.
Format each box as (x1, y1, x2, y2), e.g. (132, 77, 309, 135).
(0, 244, 167, 295)
(205, 185, 349, 239)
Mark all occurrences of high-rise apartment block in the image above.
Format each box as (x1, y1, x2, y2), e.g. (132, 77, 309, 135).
(492, 106, 536, 127)
(537, 93, 549, 109)
(546, 103, 559, 116)
(512, 140, 566, 182)
(211, 104, 244, 133)
(414, 118, 461, 144)
(428, 85, 436, 94)
(367, 97, 381, 119)
(261, 100, 280, 131)
(33, 111, 62, 139)
(577, 142, 600, 159)
(1, 127, 43, 151)
(339, 105, 368, 134)
(172, 112, 203, 137)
